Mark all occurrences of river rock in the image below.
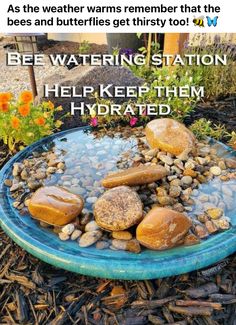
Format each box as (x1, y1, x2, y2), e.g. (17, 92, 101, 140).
(169, 185, 182, 198)
(213, 218, 230, 230)
(225, 158, 236, 169)
(194, 225, 209, 238)
(71, 229, 82, 240)
(59, 233, 70, 241)
(184, 234, 200, 246)
(85, 220, 99, 232)
(210, 166, 222, 176)
(126, 239, 141, 253)
(28, 186, 84, 226)
(183, 169, 197, 178)
(112, 231, 132, 240)
(205, 220, 218, 234)
(136, 207, 192, 250)
(181, 176, 193, 186)
(62, 223, 75, 235)
(94, 186, 143, 231)
(145, 118, 196, 155)
(206, 208, 223, 220)
(101, 165, 167, 188)
(79, 230, 103, 247)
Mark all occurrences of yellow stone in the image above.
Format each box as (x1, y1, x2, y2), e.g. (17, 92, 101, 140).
(136, 207, 192, 250)
(145, 118, 196, 155)
(28, 186, 84, 226)
(102, 164, 167, 188)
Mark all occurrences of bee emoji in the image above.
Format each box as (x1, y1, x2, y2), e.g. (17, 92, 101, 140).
(193, 16, 205, 27)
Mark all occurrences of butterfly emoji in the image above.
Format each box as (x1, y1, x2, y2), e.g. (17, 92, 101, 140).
(206, 16, 218, 27)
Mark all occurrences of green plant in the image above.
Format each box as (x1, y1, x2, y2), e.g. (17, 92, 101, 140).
(78, 40, 91, 54)
(227, 131, 236, 149)
(189, 118, 228, 140)
(135, 66, 202, 121)
(0, 91, 63, 151)
(182, 35, 236, 98)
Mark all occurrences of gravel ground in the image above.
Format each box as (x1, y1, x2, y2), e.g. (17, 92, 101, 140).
(0, 44, 67, 96)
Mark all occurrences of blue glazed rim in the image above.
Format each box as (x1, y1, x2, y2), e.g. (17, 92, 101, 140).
(0, 126, 236, 280)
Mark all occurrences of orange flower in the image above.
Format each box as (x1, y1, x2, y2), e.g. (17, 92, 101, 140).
(35, 117, 46, 126)
(19, 90, 33, 104)
(18, 103, 30, 117)
(0, 102, 9, 112)
(11, 116, 20, 129)
(48, 101, 54, 110)
(0, 92, 12, 103)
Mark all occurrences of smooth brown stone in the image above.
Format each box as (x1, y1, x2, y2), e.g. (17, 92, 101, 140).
(102, 165, 167, 188)
(136, 207, 192, 250)
(225, 158, 236, 169)
(194, 225, 209, 239)
(28, 186, 84, 226)
(94, 186, 143, 231)
(184, 234, 200, 246)
(145, 118, 196, 155)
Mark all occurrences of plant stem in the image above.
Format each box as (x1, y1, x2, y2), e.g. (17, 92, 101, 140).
(146, 33, 152, 66)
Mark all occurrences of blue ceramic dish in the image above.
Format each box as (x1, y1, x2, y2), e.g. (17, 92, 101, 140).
(0, 127, 236, 280)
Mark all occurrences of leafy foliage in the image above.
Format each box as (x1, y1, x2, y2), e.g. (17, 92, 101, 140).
(0, 91, 63, 151)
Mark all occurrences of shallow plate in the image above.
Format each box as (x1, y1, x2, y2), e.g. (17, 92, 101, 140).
(1, 127, 236, 280)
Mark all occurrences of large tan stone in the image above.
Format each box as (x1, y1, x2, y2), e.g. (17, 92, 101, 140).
(102, 165, 167, 188)
(28, 186, 84, 226)
(136, 207, 192, 250)
(94, 186, 143, 231)
(145, 118, 196, 155)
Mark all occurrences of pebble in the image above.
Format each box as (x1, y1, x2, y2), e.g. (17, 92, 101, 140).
(185, 160, 195, 170)
(28, 181, 41, 190)
(85, 221, 99, 232)
(206, 208, 223, 220)
(197, 214, 209, 223)
(213, 218, 230, 230)
(71, 229, 82, 240)
(145, 149, 158, 157)
(159, 155, 173, 166)
(205, 220, 218, 234)
(79, 230, 103, 247)
(59, 232, 70, 241)
(20, 169, 28, 180)
(196, 157, 206, 165)
(12, 163, 23, 177)
(218, 161, 226, 170)
(86, 197, 98, 204)
(157, 196, 175, 206)
(194, 225, 209, 239)
(126, 239, 141, 253)
(210, 166, 222, 176)
(112, 231, 132, 240)
(225, 158, 236, 169)
(181, 176, 193, 186)
(183, 169, 197, 178)
(57, 162, 65, 170)
(35, 171, 47, 180)
(47, 167, 57, 174)
(4, 179, 12, 187)
(80, 213, 91, 225)
(173, 203, 185, 212)
(112, 239, 127, 250)
(176, 148, 192, 161)
(62, 223, 75, 235)
(169, 186, 182, 198)
(199, 195, 209, 202)
(10, 182, 24, 192)
(96, 241, 110, 250)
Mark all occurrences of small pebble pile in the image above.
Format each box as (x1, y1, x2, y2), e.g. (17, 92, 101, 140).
(4, 124, 236, 253)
